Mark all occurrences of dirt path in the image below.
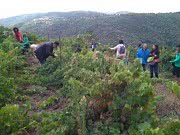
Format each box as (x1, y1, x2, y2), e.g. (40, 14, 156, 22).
(155, 83, 180, 118)
(19, 55, 68, 115)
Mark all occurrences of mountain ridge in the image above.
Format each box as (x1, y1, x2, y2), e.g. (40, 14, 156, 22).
(0, 11, 180, 45)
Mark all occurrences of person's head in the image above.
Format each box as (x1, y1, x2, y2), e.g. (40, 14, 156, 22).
(176, 45, 180, 53)
(13, 27, 19, 32)
(53, 41, 60, 48)
(143, 43, 148, 49)
(152, 44, 159, 51)
(119, 40, 124, 44)
(91, 38, 95, 42)
(23, 34, 27, 38)
(138, 44, 142, 48)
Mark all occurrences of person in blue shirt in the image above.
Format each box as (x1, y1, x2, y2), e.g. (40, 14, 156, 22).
(136, 44, 142, 58)
(137, 44, 151, 71)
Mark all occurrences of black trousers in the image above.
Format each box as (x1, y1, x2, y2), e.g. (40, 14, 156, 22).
(150, 63, 159, 78)
(142, 64, 147, 71)
(173, 66, 180, 77)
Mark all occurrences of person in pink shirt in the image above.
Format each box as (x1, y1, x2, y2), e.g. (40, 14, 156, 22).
(110, 40, 126, 59)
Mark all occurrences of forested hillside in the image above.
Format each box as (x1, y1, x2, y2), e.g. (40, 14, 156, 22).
(0, 11, 180, 45)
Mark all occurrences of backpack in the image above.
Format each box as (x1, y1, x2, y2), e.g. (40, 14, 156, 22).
(119, 45, 125, 54)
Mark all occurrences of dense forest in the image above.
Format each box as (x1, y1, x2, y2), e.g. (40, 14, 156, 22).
(0, 11, 180, 45)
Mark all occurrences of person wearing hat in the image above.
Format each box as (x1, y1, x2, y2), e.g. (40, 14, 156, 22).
(170, 45, 180, 78)
(34, 41, 60, 65)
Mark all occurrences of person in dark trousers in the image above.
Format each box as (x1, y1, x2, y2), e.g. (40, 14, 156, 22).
(35, 42, 60, 65)
(149, 44, 160, 78)
(13, 27, 23, 42)
(91, 38, 98, 52)
(22, 34, 30, 54)
(23, 34, 30, 50)
(137, 44, 150, 71)
(170, 45, 180, 78)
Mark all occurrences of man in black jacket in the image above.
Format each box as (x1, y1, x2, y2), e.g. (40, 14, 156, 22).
(35, 41, 59, 64)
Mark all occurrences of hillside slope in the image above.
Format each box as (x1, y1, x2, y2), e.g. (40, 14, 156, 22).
(0, 11, 180, 45)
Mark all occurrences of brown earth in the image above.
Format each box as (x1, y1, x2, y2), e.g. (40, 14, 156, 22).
(155, 83, 180, 118)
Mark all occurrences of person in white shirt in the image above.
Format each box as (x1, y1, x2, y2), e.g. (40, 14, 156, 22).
(110, 40, 126, 59)
(30, 44, 39, 57)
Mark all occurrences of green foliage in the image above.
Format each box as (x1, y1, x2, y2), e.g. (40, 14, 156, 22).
(0, 32, 179, 134)
(0, 105, 33, 135)
(35, 35, 180, 134)
(38, 96, 58, 109)
(25, 87, 47, 95)
(167, 81, 180, 98)
(3, 12, 180, 45)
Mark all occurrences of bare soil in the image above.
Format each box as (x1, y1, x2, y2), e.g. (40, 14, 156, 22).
(155, 83, 180, 118)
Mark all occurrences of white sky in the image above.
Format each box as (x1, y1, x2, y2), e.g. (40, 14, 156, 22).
(0, 0, 179, 18)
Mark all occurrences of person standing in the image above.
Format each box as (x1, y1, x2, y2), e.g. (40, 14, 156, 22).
(110, 40, 126, 60)
(136, 44, 143, 64)
(23, 34, 30, 49)
(170, 45, 180, 78)
(91, 38, 98, 52)
(136, 44, 142, 58)
(22, 34, 30, 54)
(34, 42, 59, 65)
(149, 44, 160, 78)
(13, 27, 23, 42)
(138, 44, 150, 71)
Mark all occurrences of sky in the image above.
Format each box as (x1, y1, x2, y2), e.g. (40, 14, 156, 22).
(0, 0, 179, 18)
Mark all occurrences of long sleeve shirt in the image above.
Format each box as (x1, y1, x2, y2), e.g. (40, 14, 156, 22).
(110, 44, 126, 58)
(171, 53, 180, 67)
(34, 42, 55, 61)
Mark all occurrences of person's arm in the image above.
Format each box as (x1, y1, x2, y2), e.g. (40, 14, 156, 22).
(154, 50, 159, 58)
(110, 45, 118, 50)
(170, 54, 180, 62)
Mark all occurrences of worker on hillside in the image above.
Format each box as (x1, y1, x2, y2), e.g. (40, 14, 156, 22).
(110, 40, 126, 60)
(149, 44, 160, 78)
(137, 44, 150, 71)
(91, 38, 98, 52)
(30, 44, 39, 57)
(34, 41, 59, 65)
(22, 34, 30, 54)
(170, 45, 180, 78)
(13, 27, 23, 42)
(136, 44, 142, 58)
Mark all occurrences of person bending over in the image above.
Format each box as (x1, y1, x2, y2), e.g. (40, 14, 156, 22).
(35, 41, 59, 65)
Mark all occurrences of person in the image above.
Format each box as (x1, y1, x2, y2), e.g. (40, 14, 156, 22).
(23, 34, 30, 49)
(110, 40, 126, 59)
(22, 34, 30, 54)
(149, 44, 160, 78)
(13, 27, 23, 42)
(30, 44, 39, 57)
(136, 44, 142, 58)
(91, 38, 98, 52)
(138, 44, 151, 71)
(34, 41, 60, 65)
(170, 45, 180, 78)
